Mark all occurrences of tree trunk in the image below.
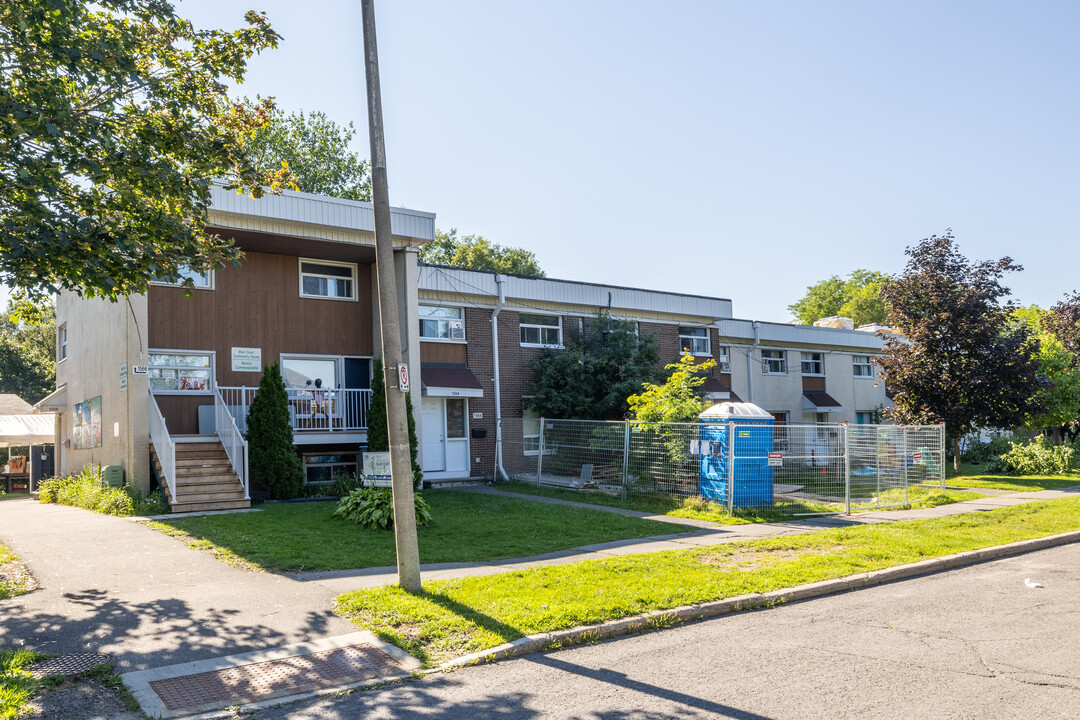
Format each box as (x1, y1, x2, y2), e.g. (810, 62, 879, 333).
(953, 437, 962, 475)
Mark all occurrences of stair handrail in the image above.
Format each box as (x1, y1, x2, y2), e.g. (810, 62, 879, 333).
(214, 386, 250, 499)
(148, 390, 177, 501)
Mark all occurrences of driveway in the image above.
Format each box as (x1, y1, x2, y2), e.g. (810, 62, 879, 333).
(0, 499, 356, 672)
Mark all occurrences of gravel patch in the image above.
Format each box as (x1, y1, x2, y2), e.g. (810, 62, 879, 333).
(25, 678, 143, 720)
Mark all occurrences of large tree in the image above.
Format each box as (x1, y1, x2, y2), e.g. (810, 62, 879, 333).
(788, 269, 889, 326)
(0, 299, 55, 402)
(878, 233, 1043, 473)
(243, 101, 371, 201)
(420, 228, 544, 277)
(1, 0, 285, 303)
(525, 313, 660, 420)
(1012, 306, 1080, 437)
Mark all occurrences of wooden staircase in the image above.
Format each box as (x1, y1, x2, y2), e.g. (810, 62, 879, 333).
(151, 439, 250, 513)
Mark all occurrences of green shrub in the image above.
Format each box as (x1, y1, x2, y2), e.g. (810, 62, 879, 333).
(987, 436, 1073, 475)
(961, 433, 1017, 465)
(247, 362, 304, 500)
(38, 465, 169, 516)
(333, 487, 432, 530)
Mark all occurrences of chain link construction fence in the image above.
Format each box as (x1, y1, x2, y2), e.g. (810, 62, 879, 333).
(499, 418, 945, 517)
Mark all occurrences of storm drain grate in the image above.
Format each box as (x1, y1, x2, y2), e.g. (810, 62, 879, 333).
(29, 652, 111, 678)
(148, 644, 404, 711)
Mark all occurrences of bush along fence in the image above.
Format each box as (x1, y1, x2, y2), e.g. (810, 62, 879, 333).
(500, 418, 946, 517)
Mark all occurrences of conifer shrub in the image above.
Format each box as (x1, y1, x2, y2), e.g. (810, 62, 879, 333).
(247, 363, 303, 499)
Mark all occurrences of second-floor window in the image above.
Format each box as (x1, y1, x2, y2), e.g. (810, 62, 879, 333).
(148, 351, 213, 393)
(419, 305, 465, 340)
(150, 264, 213, 289)
(679, 327, 710, 355)
(299, 259, 357, 301)
(58, 325, 67, 362)
(853, 355, 874, 377)
(801, 352, 824, 376)
(761, 349, 786, 374)
(520, 314, 561, 347)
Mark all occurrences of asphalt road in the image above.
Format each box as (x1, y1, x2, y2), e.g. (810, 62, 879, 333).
(250, 542, 1080, 720)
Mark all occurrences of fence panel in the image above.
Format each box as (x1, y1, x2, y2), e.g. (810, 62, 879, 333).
(496, 418, 945, 518)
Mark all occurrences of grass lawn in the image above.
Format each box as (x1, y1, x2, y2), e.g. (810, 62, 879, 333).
(500, 481, 983, 524)
(0, 649, 48, 719)
(947, 463, 1080, 492)
(145, 490, 687, 573)
(0, 493, 29, 502)
(335, 496, 1080, 666)
(0, 544, 32, 601)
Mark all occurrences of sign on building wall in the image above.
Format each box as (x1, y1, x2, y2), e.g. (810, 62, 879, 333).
(119, 363, 127, 391)
(73, 396, 102, 449)
(231, 347, 262, 373)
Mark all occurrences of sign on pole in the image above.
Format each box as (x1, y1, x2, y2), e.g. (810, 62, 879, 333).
(397, 363, 409, 392)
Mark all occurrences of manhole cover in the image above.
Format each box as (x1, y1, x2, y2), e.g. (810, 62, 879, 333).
(148, 644, 403, 712)
(29, 653, 111, 678)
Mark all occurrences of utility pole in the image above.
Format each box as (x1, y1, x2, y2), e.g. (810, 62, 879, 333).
(361, 0, 421, 592)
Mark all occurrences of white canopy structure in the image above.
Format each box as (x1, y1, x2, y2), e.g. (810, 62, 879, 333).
(0, 414, 55, 446)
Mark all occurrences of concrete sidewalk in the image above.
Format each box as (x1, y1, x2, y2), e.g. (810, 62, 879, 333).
(293, 484, 1080, 594)
(0, 499, 356, 672)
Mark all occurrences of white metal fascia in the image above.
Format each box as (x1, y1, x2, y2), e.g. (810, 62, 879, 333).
(417, 265, 732, 320)
(208, 185, 436, 243)
(715, 319, 888, 352)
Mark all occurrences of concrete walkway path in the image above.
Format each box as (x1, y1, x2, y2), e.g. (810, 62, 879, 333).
(0, 499, 356, 672)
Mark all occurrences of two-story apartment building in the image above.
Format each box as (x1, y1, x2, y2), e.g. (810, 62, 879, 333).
(415, 266, 891, 484)
(42, 186, 890, 509)
(45, 187, 434, 510)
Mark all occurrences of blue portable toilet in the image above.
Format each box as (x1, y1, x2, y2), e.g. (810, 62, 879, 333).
(698, 402, 775, 508)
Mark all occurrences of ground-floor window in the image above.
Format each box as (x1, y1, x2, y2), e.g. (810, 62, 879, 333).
(303, 453, 358, 484)
(148, 351, 213, 393)
(522, 406, 540, 455)
(856, 411, 874, 424)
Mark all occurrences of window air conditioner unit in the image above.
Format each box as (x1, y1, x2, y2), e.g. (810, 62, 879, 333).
(762, 361, 769, 374)
(448, 320, 465, 339)
(719, 360, 731, 373)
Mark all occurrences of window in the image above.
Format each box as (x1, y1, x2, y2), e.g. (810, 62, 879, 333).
(853, 355, 874, 377)
(856, 412, 874, 425)
(679, 327, 710, 355)
(761, 349, 786, 374)
(522, 407, 541, 455)
(58, 325, 67, 362)
(148, 352, 213, 393)
(299, 259, 357, 300)
(419, 305, 465, 340)
(716, 346, 730, 372)
(801, 352, 824, 376)
(520, 314, 562, 347)
(150, 265, 213, 289)
(446, 398, 466, 438)
(303, 453, 358, 485)
(280, 356, 339, 390)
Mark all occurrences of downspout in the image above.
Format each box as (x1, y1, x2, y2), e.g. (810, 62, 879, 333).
(491, 274, 509, 482)
(747, 321, 761, 404)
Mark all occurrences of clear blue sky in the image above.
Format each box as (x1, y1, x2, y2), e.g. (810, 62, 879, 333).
(176, 0, 1080, 323)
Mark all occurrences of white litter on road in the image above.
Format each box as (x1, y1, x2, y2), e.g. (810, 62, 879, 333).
(1024, 578, 1044, 589)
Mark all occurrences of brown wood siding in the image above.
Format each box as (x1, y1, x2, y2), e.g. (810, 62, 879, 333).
(802, 376, 826, 391)
(420, 342, 467, 364)
(154, 395, 209, 435)
(148, 251, 374, 390)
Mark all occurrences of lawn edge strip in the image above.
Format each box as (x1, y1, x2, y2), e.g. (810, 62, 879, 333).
(436, 528, 1080, 671)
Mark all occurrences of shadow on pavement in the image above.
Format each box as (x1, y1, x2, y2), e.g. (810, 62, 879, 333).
(0, 587, 340, 671)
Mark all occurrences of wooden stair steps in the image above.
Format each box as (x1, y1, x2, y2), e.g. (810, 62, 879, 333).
(150, 439, 250, 514)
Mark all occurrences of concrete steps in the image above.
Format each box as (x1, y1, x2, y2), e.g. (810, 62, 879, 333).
(151, 439, 250, 514)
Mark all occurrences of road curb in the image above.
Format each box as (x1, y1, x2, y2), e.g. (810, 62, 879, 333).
(438, 528, 1080, 671)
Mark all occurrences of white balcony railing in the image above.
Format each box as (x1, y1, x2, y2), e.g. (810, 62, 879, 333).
(148, 390, 176, 500)
(217, 386, 373, 434)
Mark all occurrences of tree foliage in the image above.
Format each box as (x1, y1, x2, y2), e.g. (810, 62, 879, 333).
(1012, 306, 1080, 434)
(628, 353, 716, 425)
(524, 313, 661, 420)
(0, 0, 286, 302)
(246, 363, 303, 499)
(420, 228, 544, 277)
(243, 100, 371, 201)
(0, 299, 55, 403)
(788, 269, 889, 326)
(367, 357, 421, 486)
(877, 233, 1043, 473)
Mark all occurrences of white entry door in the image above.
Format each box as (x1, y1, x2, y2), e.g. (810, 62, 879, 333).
(421, 398, 445, 472)
(421, 397, 470, 476)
